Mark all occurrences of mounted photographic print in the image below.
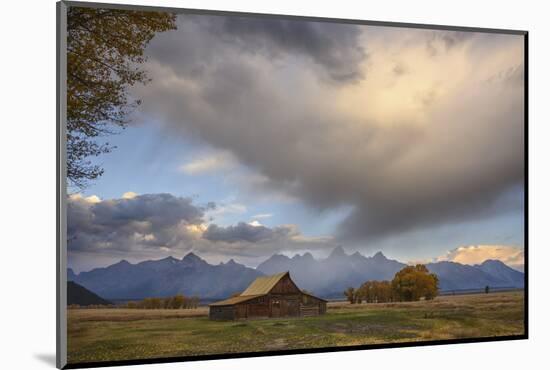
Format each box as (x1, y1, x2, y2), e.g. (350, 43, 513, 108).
(56, 1, 528, 368)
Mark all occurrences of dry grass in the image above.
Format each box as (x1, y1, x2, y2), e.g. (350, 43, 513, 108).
(67, 291, 524, 365)
(68, 307, 208, 322)
(328, 291, 522, 310)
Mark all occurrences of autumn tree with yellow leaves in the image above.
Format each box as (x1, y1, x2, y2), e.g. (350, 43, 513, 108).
(345, 264, 439, 303)
(391, 264, 439, 301)
(66, 7, 177, 188)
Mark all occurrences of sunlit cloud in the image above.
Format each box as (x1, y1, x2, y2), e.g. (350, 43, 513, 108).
(179, 152, 236, 175)
(436, 245, 524, 271)
(138, 21, 524, 243)
(122, 191, 138, 199)
(69, 193, 101, 204)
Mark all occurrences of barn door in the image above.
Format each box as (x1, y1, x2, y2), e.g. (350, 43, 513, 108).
(271, 299, 281, 317)
(281, 300, 288, 316)
(288, 299, 299, 316)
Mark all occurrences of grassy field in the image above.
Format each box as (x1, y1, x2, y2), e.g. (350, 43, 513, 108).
(67, 291, 524, 364)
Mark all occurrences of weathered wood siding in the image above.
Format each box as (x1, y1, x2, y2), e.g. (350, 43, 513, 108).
(299, 293, 326, 316)
(270, 275, 301, 294)
(234, 296, 270, 319)
(209, 272, 327, 320)
(269, 294, 301, 317)
(209, 305, 235, 320)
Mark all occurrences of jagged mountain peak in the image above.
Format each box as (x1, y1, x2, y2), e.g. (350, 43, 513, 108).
(182, 251, 199, 260)
(372, 251, 387, 260)
(114, 259, 131, 267)
(72, 251, 262, 300)
(266, 253, 291, 261)
(328, 245, 347, 258)
(182, 252, 207, 265)
(226, 258, 238, 265)
(292, 252, 315, 260)
(72, 250, 524, 301)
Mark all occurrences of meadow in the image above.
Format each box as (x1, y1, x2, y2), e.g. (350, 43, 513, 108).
(67, 291, 525, 364)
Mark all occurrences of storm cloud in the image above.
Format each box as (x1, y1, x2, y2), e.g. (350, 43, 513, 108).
(67, 193, 208, 254)
(67, 193, 334, 271)
(132, 17, 524, 242)
(146, 14, 366, 83)
(209, 16, 366, 82)
(203, 222, 295, 243)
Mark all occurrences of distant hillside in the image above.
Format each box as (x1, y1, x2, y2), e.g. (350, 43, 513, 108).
(426, 260, 523, 291)
(67, 281, 112, 306)
(70, 249, 524, 300)
(475, 259, 525, 286)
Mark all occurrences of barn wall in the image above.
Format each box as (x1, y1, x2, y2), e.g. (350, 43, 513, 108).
(235, 296, 270, 319)
(245, 303, 270, 318)
(299, 294, 326, 316)
(270, 275, 301, 294)
(209, 305, 235, 320)
(269, 294, 301, 317)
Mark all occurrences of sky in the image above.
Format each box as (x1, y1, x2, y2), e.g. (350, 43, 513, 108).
(67, 12, 525, 273)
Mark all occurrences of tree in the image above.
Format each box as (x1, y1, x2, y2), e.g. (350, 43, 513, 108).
(171, 294, 184, 309)
(66, 7, 177, 188)
(344, 287, 356, 304)
(485, 285, 490, 294)
(190, 296, 200, 309)
(358, 280, 393, 303)
(391, 264, 439, 301)
(355, 290, 363, 304)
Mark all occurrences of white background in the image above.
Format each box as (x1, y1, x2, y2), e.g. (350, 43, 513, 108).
(1, 0, 547, 368)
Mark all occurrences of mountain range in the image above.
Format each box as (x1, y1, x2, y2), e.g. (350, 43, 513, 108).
(68, 247, 524, 300)
(68, 253, 261, 300)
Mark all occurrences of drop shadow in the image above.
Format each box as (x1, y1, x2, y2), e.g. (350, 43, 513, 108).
(34, 353, 57, 367)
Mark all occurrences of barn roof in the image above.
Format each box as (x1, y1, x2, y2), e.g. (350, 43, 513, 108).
(209, 271, 328, 307)
(209, 294, 264, 306)
(240, 272, 288, 296)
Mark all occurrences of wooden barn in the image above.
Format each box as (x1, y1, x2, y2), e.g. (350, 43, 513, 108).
(209, 272, 327, 320)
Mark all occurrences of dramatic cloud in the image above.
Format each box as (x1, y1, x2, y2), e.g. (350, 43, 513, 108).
(436, 245, 524, 271)
(68, 192, 334, 271)
(207, 16, 367, 82)
(67, 193, 208, 255)
(132, 17, 524, 243)
(146, 14, 367, 84)
(203, 222, 295, 243)
(197, 221, 334, 264)
(425, 31, 473, 56)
